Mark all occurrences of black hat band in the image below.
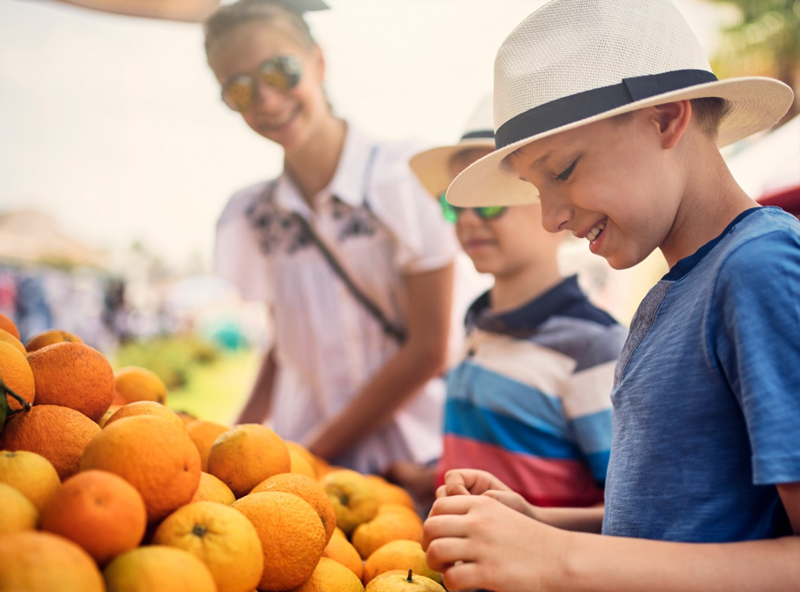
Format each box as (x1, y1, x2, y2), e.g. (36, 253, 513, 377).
(495, 69, 718, 150)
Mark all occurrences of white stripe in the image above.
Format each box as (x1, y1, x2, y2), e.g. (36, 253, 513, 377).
(561, 361, 616, 419)
(465, 330, 576, 396)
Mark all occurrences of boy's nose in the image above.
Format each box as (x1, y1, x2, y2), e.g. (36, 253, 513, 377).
(539, 195, 572, 234)
(456, 209, 483, 228)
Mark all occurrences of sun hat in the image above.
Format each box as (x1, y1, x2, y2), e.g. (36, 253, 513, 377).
(446, 0, 794, 208)
(409, 94, 495, 197)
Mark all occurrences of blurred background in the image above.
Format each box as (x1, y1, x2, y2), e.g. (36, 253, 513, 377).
(1, 0, 798, 421)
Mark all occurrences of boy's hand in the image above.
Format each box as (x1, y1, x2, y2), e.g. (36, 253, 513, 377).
(422, 494, 566, 592)
(436, 469, 513, 498)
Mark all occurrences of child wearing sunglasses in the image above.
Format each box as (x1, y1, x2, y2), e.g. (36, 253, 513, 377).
(388, 95, 626, 510)
(423, 1, 799, 591)
(206, 0, 460, 473)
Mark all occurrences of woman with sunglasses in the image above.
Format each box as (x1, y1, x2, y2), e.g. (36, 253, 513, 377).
(205, 0, 459, 475)
(388, 95, 626, 510)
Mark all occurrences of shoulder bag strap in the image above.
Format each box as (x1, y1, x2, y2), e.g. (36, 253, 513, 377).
(269, 147, 407, 344)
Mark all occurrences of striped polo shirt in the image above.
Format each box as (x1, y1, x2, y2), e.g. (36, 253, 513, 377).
(438, 275, 627, 507)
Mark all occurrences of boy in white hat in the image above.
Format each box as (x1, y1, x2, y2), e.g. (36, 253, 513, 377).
(392, 95, 626, 509)
(422, 1, 799, 591)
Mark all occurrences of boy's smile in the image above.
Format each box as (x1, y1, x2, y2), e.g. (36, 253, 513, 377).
(506, 110, 691, 270)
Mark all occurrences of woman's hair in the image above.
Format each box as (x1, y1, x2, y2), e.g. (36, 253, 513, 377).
(204, 0, 317, 56)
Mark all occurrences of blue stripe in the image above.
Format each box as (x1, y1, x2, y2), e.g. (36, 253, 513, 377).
(585, 449, 611, 483)
(447, 362, 569, 437)
(568, 409, 613, 455)
(444, 399, 583, 460)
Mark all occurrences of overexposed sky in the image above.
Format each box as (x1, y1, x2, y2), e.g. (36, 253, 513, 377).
(0, 0, 725, 269)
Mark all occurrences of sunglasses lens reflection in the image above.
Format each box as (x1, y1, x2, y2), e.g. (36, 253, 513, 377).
(222, 76, 254, 112)
(439, 193, 506, 223)
(259, 56, 302, 92)
(477, 206, 506, 220)
(438, 193, 459, 223)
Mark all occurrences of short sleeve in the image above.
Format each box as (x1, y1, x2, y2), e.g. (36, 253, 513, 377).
(214, 182, 274, 302)
(715, 228, 800, 485)
(367, 143, 459, 275)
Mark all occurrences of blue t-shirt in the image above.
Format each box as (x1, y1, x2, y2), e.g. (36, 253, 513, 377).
(603, 207, 800, 543)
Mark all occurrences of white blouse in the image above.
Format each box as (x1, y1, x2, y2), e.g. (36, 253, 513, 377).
(214, 124, 460, 472)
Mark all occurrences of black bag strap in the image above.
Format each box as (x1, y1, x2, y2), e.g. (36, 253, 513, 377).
(268, 145, 407, 344)
(292, 212, 407, 344)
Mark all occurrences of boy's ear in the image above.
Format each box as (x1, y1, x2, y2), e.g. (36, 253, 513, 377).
(649, 100, 692, 150)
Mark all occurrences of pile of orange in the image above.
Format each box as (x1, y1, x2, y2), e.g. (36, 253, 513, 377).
(0, 315, 441, 591)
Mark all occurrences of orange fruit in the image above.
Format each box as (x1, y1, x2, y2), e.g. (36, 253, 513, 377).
(103, 545, 217, 592)
(114, 365, 168, 404)
(251, 472, 336, 543)
(365, 475, 416, 510)
(186, 419, 229, 471)
(2, 404, 100, 480)
(321, 469, 379, 536)
(322, 532, 364, 580)
(351, 511, 423, 560)
(175, 410, 199, 424)
(208, 423, 290, 498)
(40, 470, 147, 565)
(0, 449, 61, 511)
(24, 329, 83, 353)
(290, 556, 365, 592)
(104, 401, 185, 430)
(153, 500, 264, 592)
(289, 447, 317, 478)
(80, 415, 201, 522)
(0, 328, 25, 355)
(0, 482, 38, 535)
(285, 441, 318, 475)
(27, 342, 114, 422)
(315, 458, 335, 478)
(98, 404, 122, 427)
(0, 312, 20, 340)
(0, 340, 35, 411)
(362, 540, 441, 586)
(0, 531, 105, 592)
(111, 388, 127, 405)
(192, 471, 236, 505)
(377, 504, 423, 524)
(232, 491, 327, 591)
(365, 570, 446, 592)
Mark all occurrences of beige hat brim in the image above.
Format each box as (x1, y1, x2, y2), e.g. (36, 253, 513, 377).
(410, 139, 496, 198)
(447, 77, 794, 207)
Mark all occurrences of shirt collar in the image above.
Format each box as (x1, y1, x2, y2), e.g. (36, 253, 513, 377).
(466, 275, 588, 336)
(273, 123, 373, 214)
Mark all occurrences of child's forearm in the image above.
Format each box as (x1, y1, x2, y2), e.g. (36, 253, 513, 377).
(557, 532, 800, 592)
(532, 506, 604, 534)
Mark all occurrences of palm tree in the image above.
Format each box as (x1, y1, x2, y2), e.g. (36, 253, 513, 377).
(707, 0, 800, 124)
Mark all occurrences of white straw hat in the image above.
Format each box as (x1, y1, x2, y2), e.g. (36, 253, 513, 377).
(447, 0, 794, 207)
(409, 94, 496, 197)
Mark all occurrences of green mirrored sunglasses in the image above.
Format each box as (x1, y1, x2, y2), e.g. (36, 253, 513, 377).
(438, 193, 506, 223)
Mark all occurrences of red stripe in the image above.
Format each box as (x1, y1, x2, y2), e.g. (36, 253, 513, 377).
(437, 435, 604, 507)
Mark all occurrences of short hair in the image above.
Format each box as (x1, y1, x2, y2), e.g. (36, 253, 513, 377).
(613, 97, 731, 139)
(204, 0, 316, 56)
